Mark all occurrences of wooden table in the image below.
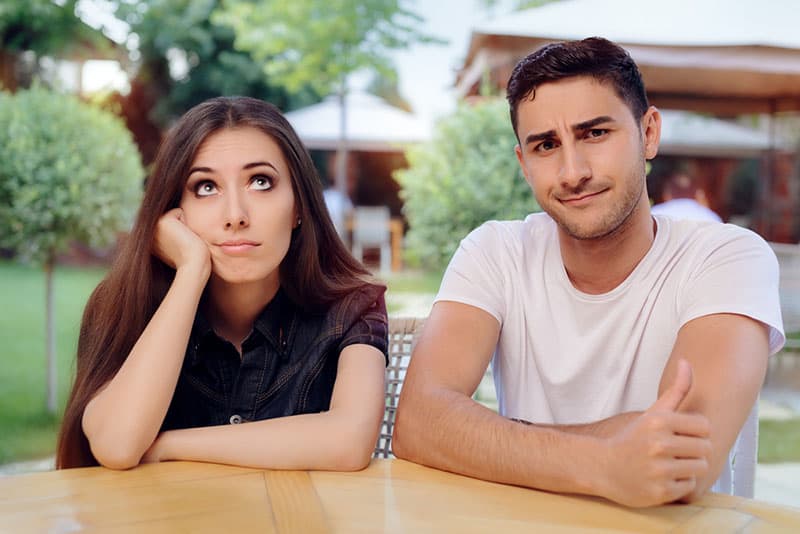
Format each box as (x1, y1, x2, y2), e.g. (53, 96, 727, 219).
(2, 459, 799, 532)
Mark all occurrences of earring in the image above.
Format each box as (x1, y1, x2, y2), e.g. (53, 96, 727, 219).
(296, 217, 302, 226)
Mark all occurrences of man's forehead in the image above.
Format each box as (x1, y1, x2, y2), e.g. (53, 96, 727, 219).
(516, 77, 630, 131)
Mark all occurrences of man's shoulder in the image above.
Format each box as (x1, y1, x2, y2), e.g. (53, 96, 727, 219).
(664, 218, 770, 250)
(466, 212, 553, 247)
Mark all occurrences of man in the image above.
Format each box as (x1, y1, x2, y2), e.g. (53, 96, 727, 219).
(393, 37, 784, 507)
(651, 172, 722, 223)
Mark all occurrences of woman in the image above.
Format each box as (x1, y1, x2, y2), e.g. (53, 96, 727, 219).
(57, 97, 388, 470)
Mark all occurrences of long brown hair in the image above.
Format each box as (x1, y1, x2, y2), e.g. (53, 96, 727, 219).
(57, 97, 376, 468)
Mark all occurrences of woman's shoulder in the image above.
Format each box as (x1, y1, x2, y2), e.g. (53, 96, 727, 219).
(327, 282, 387, 321)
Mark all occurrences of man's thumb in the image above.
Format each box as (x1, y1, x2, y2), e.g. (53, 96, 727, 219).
(652, 359, 693, 411)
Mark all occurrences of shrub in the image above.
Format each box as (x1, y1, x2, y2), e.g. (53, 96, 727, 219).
(396, 98, 539, 270)
(0, 86, 144, 263)
(0, 86, 144, 412)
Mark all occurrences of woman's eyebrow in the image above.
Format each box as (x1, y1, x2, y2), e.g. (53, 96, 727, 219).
(242, 161, 278, 172)
(188, 161, 278, 176)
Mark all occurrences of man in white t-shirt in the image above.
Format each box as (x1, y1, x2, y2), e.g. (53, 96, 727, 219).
(651, 172, 722, 223)
(393, 37, 784, 508)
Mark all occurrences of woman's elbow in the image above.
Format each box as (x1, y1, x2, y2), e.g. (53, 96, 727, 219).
(89, 440, 141, 470)
(323, 422, 378, 471)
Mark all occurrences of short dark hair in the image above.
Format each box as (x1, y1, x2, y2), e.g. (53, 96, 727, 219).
(506, 37, 649, 137)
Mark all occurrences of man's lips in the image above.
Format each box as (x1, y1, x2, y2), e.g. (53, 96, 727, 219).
(559, 189, 607, 205)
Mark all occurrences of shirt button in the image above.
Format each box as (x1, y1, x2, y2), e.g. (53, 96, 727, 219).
(230, 414, 243, 424)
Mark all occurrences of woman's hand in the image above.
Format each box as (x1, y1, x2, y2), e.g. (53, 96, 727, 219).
(154, 208, 211, 280)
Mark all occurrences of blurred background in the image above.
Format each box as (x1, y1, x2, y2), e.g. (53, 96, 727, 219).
(1, 0, 799, 507)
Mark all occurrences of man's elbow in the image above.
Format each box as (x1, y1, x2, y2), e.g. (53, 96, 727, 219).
(391, 398, 418, 461)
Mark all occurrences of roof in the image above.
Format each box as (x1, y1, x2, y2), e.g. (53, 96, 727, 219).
(460, 0, 800, 113)
(284, 91, 431, 152)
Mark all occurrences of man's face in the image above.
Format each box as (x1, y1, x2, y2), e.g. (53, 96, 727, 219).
(514, 76, 660, 241)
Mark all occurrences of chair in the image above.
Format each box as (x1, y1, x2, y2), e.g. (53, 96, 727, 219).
(373, 316, 425, 458)
(352, 206, 392, 273)
(710, 402, 759, 497)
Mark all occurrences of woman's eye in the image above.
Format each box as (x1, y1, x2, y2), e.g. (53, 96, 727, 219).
(195, 181, 217, 197)
(250, 175, 273, 191)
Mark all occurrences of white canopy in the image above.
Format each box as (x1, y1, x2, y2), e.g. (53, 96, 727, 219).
(658, 110, 775, 157)
(284, 92, 431, 152)
(459, 0, 800, 114)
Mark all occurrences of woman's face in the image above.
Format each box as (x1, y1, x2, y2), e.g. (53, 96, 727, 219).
(179, 127, 297, 290)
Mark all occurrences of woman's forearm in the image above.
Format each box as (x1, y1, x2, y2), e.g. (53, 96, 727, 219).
(151, 409, 380, 471)
(82, 265, 208, 469)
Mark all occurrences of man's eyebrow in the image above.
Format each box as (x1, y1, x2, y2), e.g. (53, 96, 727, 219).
(524, 129, 556, 146)
(573, 116, 615, 132)
(188, 161, 278, 175)
(523, 116, 616, 146)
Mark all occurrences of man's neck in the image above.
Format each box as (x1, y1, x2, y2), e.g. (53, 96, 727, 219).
(206, 276, 279, 351)
(558, 197, 655, 295)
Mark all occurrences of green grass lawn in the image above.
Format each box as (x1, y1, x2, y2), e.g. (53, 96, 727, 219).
(383, 269, 443, 295)
(759, 418, 800, 463)
(0, 260, 105, 465)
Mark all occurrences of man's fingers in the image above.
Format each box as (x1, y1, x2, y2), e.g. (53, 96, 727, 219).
(663, 477, 697, 503)
(668, 412, 710, 438)
(651, 359, 692, 412)
(668, 458, 709, 481)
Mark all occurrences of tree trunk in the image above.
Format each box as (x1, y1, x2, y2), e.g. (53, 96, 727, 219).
(335, 83, 349, 196)
(0, 49, 19, 92)
(44, 258, 57, 414)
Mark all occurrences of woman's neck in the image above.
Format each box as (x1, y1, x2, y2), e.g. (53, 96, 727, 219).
(205, 275, 280, 351)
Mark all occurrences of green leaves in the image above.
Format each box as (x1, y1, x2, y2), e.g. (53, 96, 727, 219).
(396, 99, 539, 270)
(0, 87, 144, 265)
(214, 0, 437, 96)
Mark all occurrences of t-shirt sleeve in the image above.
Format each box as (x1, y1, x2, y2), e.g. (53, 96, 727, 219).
(337, 285, 389, 365)
(679, 227, 785, 355)
(434, 223, 507, 325)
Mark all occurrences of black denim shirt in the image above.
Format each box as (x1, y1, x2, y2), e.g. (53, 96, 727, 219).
(161, 284, 388, 431)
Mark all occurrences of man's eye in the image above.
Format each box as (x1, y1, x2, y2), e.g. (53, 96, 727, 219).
(535, 140, 557, 153)
(587, 129, 608, 139)
(250, 175, 273, 191)
(195, 181, 217, 197)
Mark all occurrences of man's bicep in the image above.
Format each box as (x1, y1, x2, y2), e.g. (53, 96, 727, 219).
(659, 313, 769, 481)
(405, 300, 500, 397)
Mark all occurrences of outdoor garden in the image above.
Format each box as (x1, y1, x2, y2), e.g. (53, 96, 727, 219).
(2, 0, 800, 478)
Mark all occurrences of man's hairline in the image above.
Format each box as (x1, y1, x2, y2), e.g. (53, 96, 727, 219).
(510, 74, 645, 144)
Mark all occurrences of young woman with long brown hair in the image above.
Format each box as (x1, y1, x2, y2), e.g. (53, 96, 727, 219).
(57, 96, 388, 470)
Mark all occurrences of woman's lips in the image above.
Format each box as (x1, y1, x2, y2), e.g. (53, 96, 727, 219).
(217, 240, 260, 254)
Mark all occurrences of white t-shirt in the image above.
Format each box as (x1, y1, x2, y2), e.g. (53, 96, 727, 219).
(651, 198, 723, 223)
(436, 213, 784, 423)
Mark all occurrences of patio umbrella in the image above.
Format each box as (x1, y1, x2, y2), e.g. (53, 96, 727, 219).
(284, 91, 431, 152)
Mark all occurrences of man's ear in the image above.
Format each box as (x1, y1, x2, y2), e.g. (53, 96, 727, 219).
(515, 144, 528, 181)
(641, 106, 662, 160)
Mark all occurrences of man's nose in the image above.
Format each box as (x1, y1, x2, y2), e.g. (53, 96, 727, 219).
(559, 142, 591, 190)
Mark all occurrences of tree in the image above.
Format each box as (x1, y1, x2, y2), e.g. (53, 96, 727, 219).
(396, 99, 538, 270)
(113, 0, 316, 128)
(0, 0, 112, 91)
(0, 87, 144, 413)
(214, 0, 439, 193)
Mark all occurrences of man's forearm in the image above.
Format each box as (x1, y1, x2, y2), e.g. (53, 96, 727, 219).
(394, 385, 607, 497)
(514, 412, 641, 438)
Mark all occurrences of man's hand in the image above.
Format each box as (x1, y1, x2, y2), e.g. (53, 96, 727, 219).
(600, 359, 712, 507)
(153, 208, 211, 280)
